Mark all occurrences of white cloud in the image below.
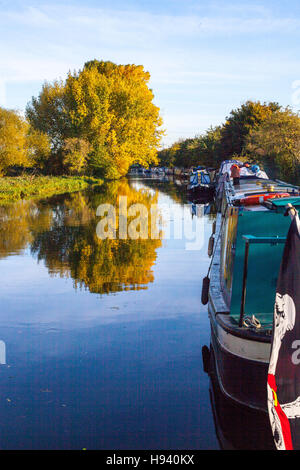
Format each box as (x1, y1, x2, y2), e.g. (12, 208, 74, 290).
(5, 6, 57, 27)
(197, 16, 300, 34)
(1, 2, 300, 144)
(203, 2, 270, 17)
(3, 4, 300, 42)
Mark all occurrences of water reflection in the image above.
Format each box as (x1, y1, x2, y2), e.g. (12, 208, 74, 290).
(0, 201, 52, 258)
(134, 176, 190, 205)
(1, 179, 162, 295)
(202, 344, 275, 450)
(0, 177, 219, 450)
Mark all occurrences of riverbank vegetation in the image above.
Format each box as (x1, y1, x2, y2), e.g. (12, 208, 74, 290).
(2, 60, 300, 193)
(159, 101, 300, 183)
(0, 59, 163, 185)
(0, 175, 103, 203)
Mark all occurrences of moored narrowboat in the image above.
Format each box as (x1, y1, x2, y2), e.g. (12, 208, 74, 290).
(204, 161, 300, 412)
(187, 167, 214, 201)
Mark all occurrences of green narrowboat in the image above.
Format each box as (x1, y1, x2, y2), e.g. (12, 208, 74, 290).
(205, 161, 300, 411)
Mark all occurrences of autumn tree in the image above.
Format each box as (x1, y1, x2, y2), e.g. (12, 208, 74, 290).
(62, 138, 91, 175)
(26, 127, 51, 171)
(0, 106, 51, 175)
(26, 60, 164, 178)
(0, 107, 28, 174)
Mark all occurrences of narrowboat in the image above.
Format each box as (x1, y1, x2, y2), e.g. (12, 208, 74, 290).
(203, 160, 300, 412)
(187, 168, 214, 201)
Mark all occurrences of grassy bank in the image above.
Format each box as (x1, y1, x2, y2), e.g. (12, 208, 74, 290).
(0, 175, 104, 203)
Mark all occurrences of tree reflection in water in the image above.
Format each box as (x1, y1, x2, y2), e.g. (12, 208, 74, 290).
(0, 179, 162, 295)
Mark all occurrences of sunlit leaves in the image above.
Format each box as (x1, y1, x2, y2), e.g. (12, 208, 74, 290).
(0, 108, 29, 174)
(218, 100, 280, 160)
(245, 107, 300, 181)
(26, 60, 164, 178)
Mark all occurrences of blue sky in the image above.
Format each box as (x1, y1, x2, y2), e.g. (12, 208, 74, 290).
(1, 0, 300, 146)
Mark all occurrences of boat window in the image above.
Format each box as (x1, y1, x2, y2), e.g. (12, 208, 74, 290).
(190, 174, 198, 185)
(220, 208, 239, 304)
(201, 173, 210, 185)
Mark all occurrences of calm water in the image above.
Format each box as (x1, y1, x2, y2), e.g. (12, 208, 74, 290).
(0, 176, 226, 450)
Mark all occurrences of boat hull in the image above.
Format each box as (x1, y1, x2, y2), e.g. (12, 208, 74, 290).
(207, 209, 272, 412)
(203, 343, 275, 449)
(208, 304, 270, 412)
(187, 185, 214, 201)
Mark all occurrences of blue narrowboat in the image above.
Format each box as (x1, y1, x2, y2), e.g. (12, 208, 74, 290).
(187, 167, 214, 200)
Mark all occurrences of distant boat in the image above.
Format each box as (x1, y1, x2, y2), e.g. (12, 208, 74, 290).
(187, 168, 214, 201)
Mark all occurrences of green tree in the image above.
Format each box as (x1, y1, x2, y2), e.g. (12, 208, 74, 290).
(158, 142, 181, 168)
(26, 80, 70, 152)
(158, 126, 222, 169)
(187, 126, 222, 168)
(245, 107, 300, 182)
(218, 100, 280, 161)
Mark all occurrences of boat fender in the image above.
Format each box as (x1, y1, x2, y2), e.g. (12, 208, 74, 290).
(208, 235, 214, 257)
(212, 220, 216, 235)
(201, 345, 211, 374)
(201, 276, 210, 305)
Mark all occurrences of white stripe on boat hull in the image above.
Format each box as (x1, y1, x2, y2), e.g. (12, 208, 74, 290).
(210, 313, 271, 364)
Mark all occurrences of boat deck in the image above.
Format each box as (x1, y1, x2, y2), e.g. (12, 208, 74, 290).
(227, 177, 300, 212)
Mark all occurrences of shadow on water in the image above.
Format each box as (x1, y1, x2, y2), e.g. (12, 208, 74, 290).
(201, 344, 275, 450)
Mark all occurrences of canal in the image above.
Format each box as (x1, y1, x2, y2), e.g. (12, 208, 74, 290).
(0, 176, 220, 450)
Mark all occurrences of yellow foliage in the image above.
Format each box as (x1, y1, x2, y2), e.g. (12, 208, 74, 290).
(26, 61, 164, 178)
(65, 60, 164, 178)
(26, 127, 51, 169)
(0, 108, 29, 173)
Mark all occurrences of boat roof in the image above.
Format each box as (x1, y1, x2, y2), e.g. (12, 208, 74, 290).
(268, 197, 300, 208)
(226, 177, 300, 211)
(219, 159, 243, 175)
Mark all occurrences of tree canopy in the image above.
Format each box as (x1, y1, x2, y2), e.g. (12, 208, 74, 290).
(158, 101, 300, 182)
(218, 100, 280, 161)
(0, 107, 51, 175)
(245, 107, 300, 182)
(26, 60, 164, 178)
(2, 87, 300, 185)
